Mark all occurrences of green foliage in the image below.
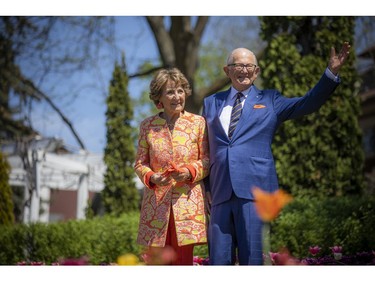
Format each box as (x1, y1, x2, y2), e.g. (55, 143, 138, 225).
(0, 213, 141, 265)
(102, 54, 140, 215)
(131, 61, 160, 129)
(195, 42, 228, 91)
(259, 16, 366, 197)
(193, 244, 208, 258)
(0, 152, 15, 225)
(1, 197, 373, 264)
(0, 223, 27, 263)
(0, 26, 35, 140)
(271, 196, 375, 258)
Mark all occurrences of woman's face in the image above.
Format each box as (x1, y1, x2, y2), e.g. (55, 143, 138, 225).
(159, 80, 186, 114)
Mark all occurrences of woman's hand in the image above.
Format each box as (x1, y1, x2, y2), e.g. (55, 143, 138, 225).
(170, 167, 192, 182)
(150, 173, 172, 186)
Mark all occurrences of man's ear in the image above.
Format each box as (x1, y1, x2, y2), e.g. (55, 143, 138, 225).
(254, 66, 261, 77)
(255, 66, 261, 74)
(223, 66, 230, 76)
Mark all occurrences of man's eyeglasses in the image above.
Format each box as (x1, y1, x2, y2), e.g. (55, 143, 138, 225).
(228, 63, 257, 71)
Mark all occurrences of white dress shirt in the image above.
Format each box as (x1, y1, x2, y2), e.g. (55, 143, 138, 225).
(219, 87, 251, 136)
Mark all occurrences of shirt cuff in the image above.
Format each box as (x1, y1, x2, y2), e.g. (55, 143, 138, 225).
(325, 67, 340, 83)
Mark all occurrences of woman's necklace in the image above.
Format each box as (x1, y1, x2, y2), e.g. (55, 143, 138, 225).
(162, 112, 178, 131)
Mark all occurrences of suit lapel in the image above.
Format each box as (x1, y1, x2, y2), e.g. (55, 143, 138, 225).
(215, 89, 230, 117)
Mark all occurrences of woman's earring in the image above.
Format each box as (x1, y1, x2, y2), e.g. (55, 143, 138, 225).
(156, 102, 163, 109)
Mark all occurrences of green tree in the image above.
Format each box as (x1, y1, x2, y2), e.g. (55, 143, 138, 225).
(102, 54, 140, 215)
(1, 20, 37, 140)
(0, 151, 15, 225)
(259, 16, 366, 197)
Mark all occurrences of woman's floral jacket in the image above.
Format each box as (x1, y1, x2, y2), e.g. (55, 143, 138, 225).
(134, 111, 209, 247)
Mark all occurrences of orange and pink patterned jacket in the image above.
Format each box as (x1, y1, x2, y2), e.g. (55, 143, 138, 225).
(134, 111, 209, 247)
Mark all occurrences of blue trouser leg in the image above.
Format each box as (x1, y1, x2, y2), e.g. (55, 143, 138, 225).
(208, 194, 263, 265)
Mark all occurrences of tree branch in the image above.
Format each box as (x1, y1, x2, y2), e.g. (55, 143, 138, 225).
(194, 16, 209, 40)
(146, 16, 175, 67)
(128, 65, 165, 78)
(24, 80, 86, 150)
(197, 76, 231, 103)
(7, 68, 87, 150)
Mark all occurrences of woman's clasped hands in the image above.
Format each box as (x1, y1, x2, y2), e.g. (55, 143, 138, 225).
(151, 161, 192, 187)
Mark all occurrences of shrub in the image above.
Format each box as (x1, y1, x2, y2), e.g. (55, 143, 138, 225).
(0, 152, 15, 225)
(1, 196, 374, 264)
(271, 195, 375, 258)
(0, 212, 141, 265)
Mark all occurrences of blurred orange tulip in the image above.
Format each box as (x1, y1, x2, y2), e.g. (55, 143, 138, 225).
(269, 248, 301, 265)
(252, 186, 293, 222)
(141, 246, 177, 265)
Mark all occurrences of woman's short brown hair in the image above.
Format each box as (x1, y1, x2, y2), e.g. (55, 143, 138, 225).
(149, 68, 192, 106)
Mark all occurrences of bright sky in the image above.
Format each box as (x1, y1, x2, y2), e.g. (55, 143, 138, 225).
(3, 1, 374, 155)
(6, 16, 159, 154)
(10, 16, 262, 154)
(3, 0, 373, 16)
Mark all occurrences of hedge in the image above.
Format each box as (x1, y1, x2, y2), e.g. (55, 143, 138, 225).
(271, 195, 375, 258)
(1, 195, 374, 264)
(0, 212, 141, 265)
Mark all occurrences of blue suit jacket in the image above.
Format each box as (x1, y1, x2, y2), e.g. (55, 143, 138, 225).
(202, 73, 339, 206)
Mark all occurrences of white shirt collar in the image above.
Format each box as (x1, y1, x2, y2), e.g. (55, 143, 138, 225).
(229, 86, 252, 101)
(229, 85, 253, 99)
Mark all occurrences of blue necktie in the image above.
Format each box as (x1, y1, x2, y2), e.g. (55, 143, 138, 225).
(228, 92, 243, 139)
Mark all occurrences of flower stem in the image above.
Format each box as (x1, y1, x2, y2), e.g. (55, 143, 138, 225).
(263, 223, 271, 265)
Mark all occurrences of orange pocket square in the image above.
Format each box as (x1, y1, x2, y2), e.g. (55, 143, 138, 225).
(253, 104, 266, 109)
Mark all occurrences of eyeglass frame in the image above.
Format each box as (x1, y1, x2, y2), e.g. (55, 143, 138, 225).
(227, 63, 257, 71)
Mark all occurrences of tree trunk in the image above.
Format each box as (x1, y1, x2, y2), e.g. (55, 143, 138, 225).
(146, 16, 230, 114)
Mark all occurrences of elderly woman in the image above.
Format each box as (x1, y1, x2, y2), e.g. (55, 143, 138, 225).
(134, 67, 209, 265)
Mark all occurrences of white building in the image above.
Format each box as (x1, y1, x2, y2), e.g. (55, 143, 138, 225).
(2, 137, 106, 223)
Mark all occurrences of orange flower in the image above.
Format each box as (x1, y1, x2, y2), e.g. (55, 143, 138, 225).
(269, 248, 301, 265)
(140, 246, 177, 265)
(252, 186, 293, 222)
